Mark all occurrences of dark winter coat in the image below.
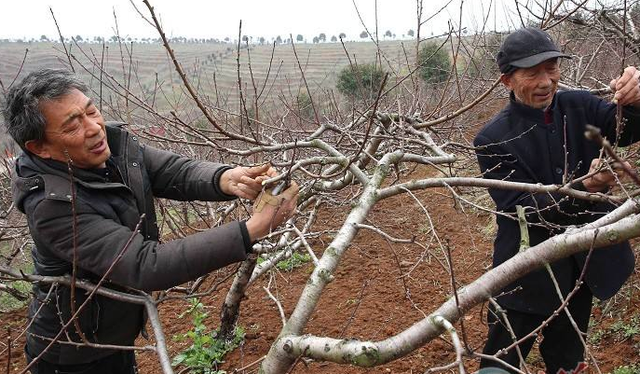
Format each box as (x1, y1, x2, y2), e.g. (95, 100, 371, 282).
(474, 91, 639, 315)
(12, 123, 250, 364)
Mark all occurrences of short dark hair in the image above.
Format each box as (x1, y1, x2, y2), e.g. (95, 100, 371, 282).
(2, 69, 89, 150)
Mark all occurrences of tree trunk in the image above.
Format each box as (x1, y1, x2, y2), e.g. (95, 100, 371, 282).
(219, 256, 257, 341)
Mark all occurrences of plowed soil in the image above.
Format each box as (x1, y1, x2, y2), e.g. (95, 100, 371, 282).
(2, 132, 639, 374)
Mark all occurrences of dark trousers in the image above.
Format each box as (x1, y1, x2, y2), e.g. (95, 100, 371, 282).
(480, 284, 593, 374)
(26, 348, 138, 374)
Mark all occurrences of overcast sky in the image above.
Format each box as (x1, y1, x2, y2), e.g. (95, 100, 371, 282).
(0, 0, 527, 41)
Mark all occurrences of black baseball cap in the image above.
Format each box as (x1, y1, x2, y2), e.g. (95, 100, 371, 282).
(496, 27, 570, 74)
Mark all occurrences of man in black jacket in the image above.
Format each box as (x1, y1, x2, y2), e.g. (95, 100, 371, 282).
(3, 68, 298, 373)
(474, 28, 640, 373)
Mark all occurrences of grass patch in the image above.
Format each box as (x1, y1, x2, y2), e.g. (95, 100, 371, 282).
(1, 241, 33, 312)
(0, 280, 31, 312)
(257, 251, 312, 273)
(275, 252, 311, 272)
(589, 314, 640, 346)
(172, 299, 245, 374)
(610, 364, 640, 374)
(610, 316, 640, 341)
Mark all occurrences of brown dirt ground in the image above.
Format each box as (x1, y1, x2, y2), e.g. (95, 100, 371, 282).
(3, 180, 639, 373)
(1, 117, 639, 373)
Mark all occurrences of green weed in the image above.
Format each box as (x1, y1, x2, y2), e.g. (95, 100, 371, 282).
(172, 299, 245, 374)
(418, 224, 431, 235)
(610, 364, 640, 374)
(610, 316, 640, 341)
(256, 251, 311, 272)
(588, 326, 606, 345)
(337, 298, 358, 310)
(0, 250, 33, 313)
(589, 315, 640, 346)
(276, 252, 311, 272)
(0, 280, 31, 312)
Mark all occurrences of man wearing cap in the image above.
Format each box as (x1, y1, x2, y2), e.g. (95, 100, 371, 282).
(474, 27, 640, 373)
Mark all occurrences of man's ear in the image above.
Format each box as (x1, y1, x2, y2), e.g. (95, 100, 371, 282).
(24, 139, 51, 159)
(500, 73, 512, 90)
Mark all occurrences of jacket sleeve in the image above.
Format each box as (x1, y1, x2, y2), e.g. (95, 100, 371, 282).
(474, 133, 592, 226)
(141, 145, 236, 201)
(587, 93, 640, 146)
(27, 196, 247, 291)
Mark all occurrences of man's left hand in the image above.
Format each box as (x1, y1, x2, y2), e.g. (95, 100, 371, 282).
(220, 163, 276, 200)
(610, 66, 640, 107)
(582, 158, 631, 192)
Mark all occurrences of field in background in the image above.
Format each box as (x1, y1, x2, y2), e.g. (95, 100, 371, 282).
(0, 39, 424, 153)
(0, 40, 415, 104)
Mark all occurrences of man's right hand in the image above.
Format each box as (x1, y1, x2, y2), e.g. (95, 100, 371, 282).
(246, 182, 299, 241)
(582, 158, 630, 192)
(220, 163, 277, 200)
(609, 66, 640, 107)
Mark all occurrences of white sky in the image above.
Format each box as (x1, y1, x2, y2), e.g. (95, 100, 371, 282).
(0, 0, 524, 41)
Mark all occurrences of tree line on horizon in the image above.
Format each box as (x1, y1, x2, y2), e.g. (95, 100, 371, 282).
(2, 28, 427, 45)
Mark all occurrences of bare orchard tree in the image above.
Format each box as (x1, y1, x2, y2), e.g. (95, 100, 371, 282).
(0, 0, 639, 373)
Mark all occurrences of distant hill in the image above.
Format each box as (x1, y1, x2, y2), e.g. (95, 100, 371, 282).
(0, 39, 424, 153)
(0, 40, 418, 107)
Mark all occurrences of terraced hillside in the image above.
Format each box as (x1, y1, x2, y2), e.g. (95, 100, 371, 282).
(0, 40, 416, 109)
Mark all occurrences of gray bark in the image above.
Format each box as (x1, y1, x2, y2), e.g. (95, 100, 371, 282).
(263, 207, 640, 368)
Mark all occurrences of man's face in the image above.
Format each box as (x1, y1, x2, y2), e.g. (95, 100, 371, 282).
(501, 58, 560, 109)
(31, 88, 111, 169)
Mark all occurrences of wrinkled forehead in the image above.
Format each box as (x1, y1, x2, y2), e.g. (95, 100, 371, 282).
(39, 89, 93, 128)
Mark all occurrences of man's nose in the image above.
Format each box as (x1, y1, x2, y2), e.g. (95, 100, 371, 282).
(83, 116, 102, 137)
(539, 73, 553, 87)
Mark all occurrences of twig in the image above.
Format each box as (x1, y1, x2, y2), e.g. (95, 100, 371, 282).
(49, 7, 74, 72)
(289, 34, 320, 125)
(431, 315, 465, 374)
(264, 278, 287, 327)
(0, 284, 55, 359)
(585, 125, 640, 186)
(141, 0, 261, 145)
(338, 279, 370, 339)
(64, 155, 89, 344)
(616, 0, 628, 142)
(236, 20, 257, 140)
(354, 223, 414, 243)
(5, 327, 11, 374)
(232, 355, 266, 372)
(474, 352, 525, 374)
(444, 241, 471, 353)
(414, 77, 501, 128)
(7, 49, 29, 90)
(543, 234, 602, 374)
(288, 224, 319, 266)
(487, 299, 530, 373)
